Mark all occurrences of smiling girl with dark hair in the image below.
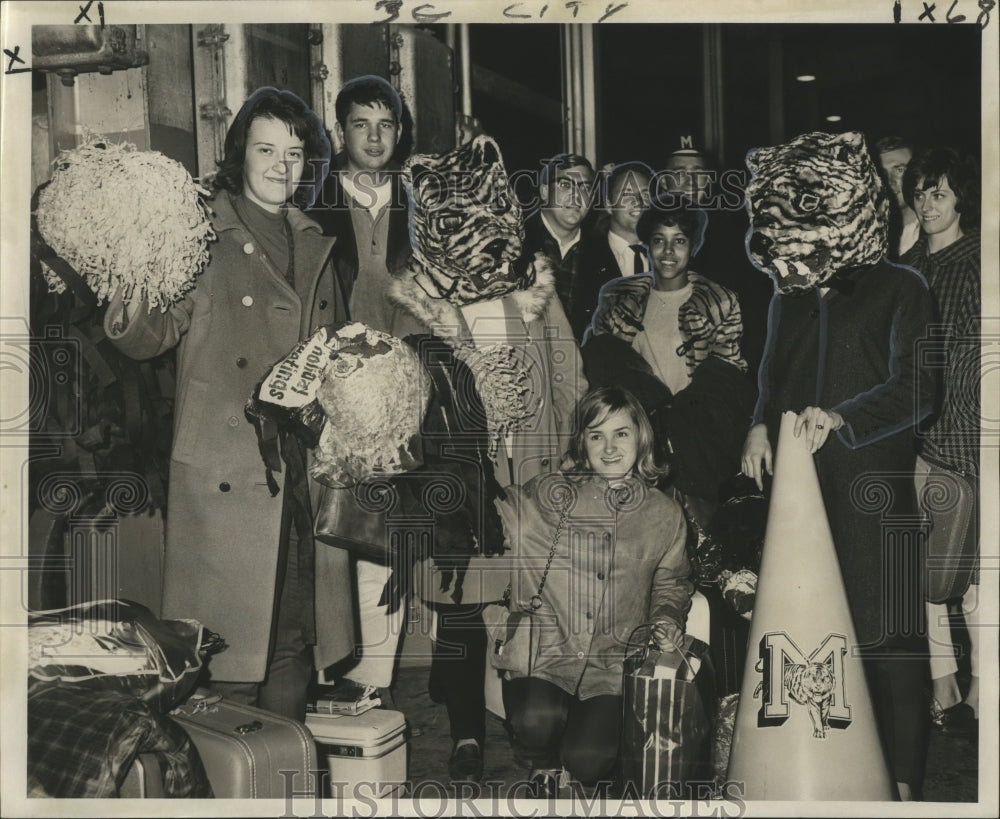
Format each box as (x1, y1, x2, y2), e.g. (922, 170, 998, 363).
(213, 85, 331, 210)
(901, 146, 982, 745)
(103, 88, 348, 721)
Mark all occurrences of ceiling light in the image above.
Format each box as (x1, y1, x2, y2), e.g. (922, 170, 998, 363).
(825, 114, 842, 122)
(796, 74, 817, 82)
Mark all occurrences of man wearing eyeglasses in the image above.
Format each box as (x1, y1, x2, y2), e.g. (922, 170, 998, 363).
(523, 153, 597, 338)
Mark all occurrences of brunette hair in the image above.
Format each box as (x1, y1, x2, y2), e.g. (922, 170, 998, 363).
(560, 386, 667, 485)
(334, 74, 403, 127)
(873, 135, 915, 157)
(901, 147, 980, 230)
(635, 194, 709, 256)
(214, 86, 331, 209)
(539, 152, 595, 189)
(602, 161, 655, 208)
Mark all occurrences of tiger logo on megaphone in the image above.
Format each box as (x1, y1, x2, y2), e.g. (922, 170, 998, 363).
(752, 631, 852, 739)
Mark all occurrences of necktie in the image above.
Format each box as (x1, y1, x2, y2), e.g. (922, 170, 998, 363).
(630, 244, 645, 275)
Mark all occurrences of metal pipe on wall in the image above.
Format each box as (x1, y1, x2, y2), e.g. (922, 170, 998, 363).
(579, 25, 597, 163)
(768, 31, 785, 146)
(459, 23, 472, 118)
(702, 24, 724, 163)
(192, 23, 246, 180)
(561, 24, 597, 164)
(562, 25, 579, 155)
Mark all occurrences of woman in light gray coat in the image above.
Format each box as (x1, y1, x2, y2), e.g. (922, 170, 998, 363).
(497, 386, 694, 794)
(105, 88, 352, 720)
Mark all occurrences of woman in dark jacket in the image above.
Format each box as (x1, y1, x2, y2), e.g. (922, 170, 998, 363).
(901, 147, 982, 738)
(740, 131, 937, 800)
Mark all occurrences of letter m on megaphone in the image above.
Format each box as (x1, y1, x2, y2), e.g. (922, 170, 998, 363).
(753, 631, 853, 734)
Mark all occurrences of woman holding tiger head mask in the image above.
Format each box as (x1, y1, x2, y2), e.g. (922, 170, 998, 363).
(388, 132, 588, 783)
(104, 87, 353, 721)
(740, 131, 937, 800)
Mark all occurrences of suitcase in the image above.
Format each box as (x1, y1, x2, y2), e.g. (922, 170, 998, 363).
(305, 709, 407, 799)
(120, 753, 166, 798)
(171, 693, 319, 799)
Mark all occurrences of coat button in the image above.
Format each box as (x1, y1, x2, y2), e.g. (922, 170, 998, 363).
(236, 357, 248, 368)
(228, 416, 239, 427)
(319, 299, 328, 310)
(577, 651, 585, 659)
(243, 242, 254, 254)
(585, 611, 593, 619)
(242, 296, 254, 307)
(219, 482, 231, 492)
(541, 458, 549, 467)
(597, 572, 605, 580)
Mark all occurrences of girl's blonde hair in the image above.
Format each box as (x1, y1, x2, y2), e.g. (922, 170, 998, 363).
(560, 386, 668, 485)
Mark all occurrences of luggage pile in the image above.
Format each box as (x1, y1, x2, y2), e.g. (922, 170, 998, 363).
(306, 687, 409, 800)
(26, 599, 411, 800)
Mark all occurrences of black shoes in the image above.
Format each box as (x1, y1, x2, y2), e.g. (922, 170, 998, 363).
(376, 686, 396, 711)
(937, 702, 979, 739)
(449, 741, 484, 783)
(528, 768, 561, 799)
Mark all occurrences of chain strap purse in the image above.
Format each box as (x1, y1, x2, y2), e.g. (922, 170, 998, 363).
(484, 503, 569, 675)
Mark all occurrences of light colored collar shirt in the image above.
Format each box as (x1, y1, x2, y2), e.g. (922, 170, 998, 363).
(899, 220, 920, 257)
(341, 174, 392, 215)
(607, 230, 646, 277)
(539, 210, 582, 260)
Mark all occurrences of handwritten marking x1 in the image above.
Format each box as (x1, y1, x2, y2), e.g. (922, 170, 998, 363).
(75, 1, 105, 26)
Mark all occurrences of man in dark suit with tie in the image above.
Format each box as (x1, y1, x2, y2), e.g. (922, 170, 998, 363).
(570, 161, 654, 340)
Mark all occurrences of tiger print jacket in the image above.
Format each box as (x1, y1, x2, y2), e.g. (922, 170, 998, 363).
(587, 271, 748, 377)
(581, 271, 754, 502)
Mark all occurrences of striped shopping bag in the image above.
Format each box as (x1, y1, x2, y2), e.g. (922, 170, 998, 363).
(621, 632, 717, 799)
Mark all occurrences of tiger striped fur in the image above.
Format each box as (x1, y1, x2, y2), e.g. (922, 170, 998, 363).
(745, 131, 889, 294)
(401, 134, 526, 306)
(677, 273, 747, 376)
(783, 661, 836, 739)
(589, 272, 747, 376)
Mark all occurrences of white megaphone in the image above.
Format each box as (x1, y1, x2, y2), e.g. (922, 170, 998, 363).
(727, 412, 895, 801)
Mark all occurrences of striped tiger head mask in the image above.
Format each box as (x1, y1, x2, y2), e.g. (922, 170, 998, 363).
(744, 131, 888, 293)
(403, 134, 527, 306)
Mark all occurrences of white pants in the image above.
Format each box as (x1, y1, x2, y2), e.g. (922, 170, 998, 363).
(960, 583, 981, 680)
(686, 590, 711, 645)
(343, 557, 406, 689)
(926, 600, 959, 680)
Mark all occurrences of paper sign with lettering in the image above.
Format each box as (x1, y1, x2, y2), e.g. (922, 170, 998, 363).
(260, 326, 339, 408)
